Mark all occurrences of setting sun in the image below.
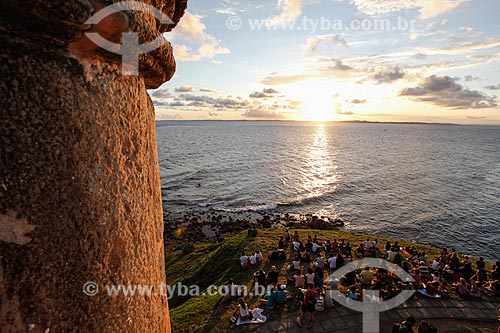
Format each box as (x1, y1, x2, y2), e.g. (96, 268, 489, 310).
(300, 96, 338, 121)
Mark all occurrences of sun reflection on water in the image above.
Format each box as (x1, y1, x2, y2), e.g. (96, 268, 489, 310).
(302, 124, 339, 203)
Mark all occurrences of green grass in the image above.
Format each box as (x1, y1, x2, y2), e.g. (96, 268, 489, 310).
(165, 228, 494, 332)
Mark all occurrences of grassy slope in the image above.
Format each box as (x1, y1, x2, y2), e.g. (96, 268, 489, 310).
(165, 228, 492, 333)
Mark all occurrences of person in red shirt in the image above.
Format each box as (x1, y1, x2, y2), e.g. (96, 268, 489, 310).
(297, 283, 318, 329)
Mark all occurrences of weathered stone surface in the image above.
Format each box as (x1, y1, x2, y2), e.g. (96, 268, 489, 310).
(0, 0, 187, 332)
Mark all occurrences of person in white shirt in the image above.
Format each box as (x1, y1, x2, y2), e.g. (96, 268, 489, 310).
(256, 251, 263, 263)
(327, 253, 337, 269)
(249, 253, 257, 265)
(311, 242, 320, 254)
(305, 267, 315, 284)
(372, 239, 379, 249)
(292, 255, 301, 270)
(431, 258, 440, 271)
(240, 252, 248, 268)
(293, 241, 301, 252)
(314, 256, 324, 268)
(364, 239, 371, 249)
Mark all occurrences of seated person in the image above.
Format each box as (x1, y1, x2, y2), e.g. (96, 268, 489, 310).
(233, 298, 251, 321)
(359, 266, 374, 286)
(314, 271, 324, 292)
(418, 321, 438, 333)
(385, 248, 397, 262)
(239, 252, 249, 268)
(431, 258, 440, 271)
(425, 281, 441, 296)
(364, 239, 371, 249)
(331, 239, 340, 253)
(311, 241, 321, 254)
(294, 269, 305, 288)
(324, 240, 332, 253)
(292, 255, 301, 270)
(255, 250, 263, 264)
(259, 286, 278, 308)
(305, 267, 315, 285)
(344, 270, 357, 286)
(314, 255, 325, 269)
(418, 262, 430, 282)
(484, 279, 500, 296)
(303, 248, 312, 262)
(454, 278, 468, 296)
(276, 284, 287, 305)
(355, 244, 365, 259)
(468, 281, 480, 297)
(347, 285, 360, 301)
(327, 253, 337, 270)
(292, 240, 301, 252)
(249, 252, 257, 265)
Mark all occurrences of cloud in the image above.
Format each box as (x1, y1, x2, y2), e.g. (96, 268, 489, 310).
(250, 88, 281, 98)
(169, 12, 229, 62)
(484, 84, 500, 90)
(413, 53, 427, 60)
(200, 88, 217, 93)
(400, 75, 497, 109)
(419, 0, 466, 19)
(175, 86, 196, 93)
(371, 66, 405, 84)
(263, 88, 280, 94)
(267, 0, 305, 26)
(448, 26, 485, 41)
(169, 12, 206, 42)
(179, 94, 249, 109)
(304, 34, 348, 56)
(466, 115, 486, 119)
(260, 73, 313, 85)
(150, 89, 173, 99)
(426, 19, 449, 30)
(463, 75, 478, 82)
(214, 0, 237, 15)
(249, 91, 268, 98)
(322, 58, 354, 71)
(349, 99, 367, 104)
(334, 103, 354, 115)
(243, 109, 283, 119)
(208, 111, 218, 117)
(348, 0, 468, 19)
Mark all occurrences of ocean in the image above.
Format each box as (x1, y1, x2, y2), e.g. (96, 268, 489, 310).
(156, 121, 500, 260)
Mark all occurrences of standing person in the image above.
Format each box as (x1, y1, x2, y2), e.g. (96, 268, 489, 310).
(476, 257, 486, 281)
(297, 283, 318, 329)
(267, 266, 279, 286)
(284, 229, 291, 243)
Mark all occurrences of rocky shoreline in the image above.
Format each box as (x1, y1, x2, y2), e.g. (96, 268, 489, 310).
(164, 209, 346, 245)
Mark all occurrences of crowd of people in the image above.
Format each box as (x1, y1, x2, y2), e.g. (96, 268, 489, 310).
(231, 229, 499, 330)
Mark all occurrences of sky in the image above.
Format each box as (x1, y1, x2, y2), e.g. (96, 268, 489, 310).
(149, 0, 500, 124)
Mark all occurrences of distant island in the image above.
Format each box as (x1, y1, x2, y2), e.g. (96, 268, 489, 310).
(156, 119, 461, 126)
